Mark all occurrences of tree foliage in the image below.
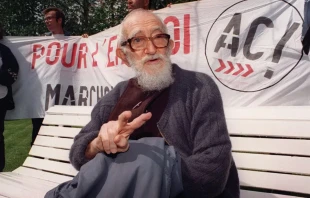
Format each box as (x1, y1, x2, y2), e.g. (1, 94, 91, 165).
(0, 0, 196, 36)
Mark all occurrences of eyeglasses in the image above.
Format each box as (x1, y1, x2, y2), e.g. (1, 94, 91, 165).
(44, 16, 56, 22)
(121, 33, 170, 51)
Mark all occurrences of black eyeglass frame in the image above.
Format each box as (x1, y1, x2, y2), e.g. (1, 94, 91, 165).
(121, 33, 171, 51)
(44, 16, 57, 22)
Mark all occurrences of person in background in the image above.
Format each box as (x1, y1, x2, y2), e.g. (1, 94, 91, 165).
(127, 0, 150, 11)
(42, 7, 70, 36)
(81, 0, 150, 38)
(0, 23, 19, 172)
(31, 7, 70, 146)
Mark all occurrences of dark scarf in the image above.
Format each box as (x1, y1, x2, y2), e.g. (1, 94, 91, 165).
(108, 79, 170, 139)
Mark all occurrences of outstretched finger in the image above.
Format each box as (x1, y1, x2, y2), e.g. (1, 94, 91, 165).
(127, 112, 152, 130)
(117, 111, 132, 130)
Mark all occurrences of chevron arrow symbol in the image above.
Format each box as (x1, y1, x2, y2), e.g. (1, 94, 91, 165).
(232, 63, 244, 76)
(242, 64, 253, 77)
(224, 61, 235, 74)
(215, 59, 226, 72)
(215, 59, 254, 77)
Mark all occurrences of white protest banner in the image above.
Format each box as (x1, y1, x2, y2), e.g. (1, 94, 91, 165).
(2, 0, 308, 119)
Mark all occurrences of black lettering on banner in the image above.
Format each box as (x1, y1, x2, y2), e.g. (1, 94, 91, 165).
(272, 22, 300, 63)
(104, 86, 110, 95)
(223, 13, 241, 35)
(214, 35, 228, 53)
(214, 13, 241, 57)
(97, 86, 104, 101)
(45, 84, 61, 110)
(89, 86, 96, 106)
(62, 85, 76, 105)
(78, 86, 88, 106)
(243, 17, 274, 60)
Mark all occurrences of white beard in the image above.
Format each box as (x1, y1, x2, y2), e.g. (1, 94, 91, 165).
(127, 53, 174, 91)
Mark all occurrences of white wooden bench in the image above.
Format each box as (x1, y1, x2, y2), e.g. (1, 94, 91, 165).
(0, 105, 309, 198)
(225, 106, 310, 198)
(0, 106, 92, 198)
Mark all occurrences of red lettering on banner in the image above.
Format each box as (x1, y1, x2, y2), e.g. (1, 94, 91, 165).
(107, 35, 117, 67)
(184, 14, 190, 54)
(32, 44, 45, 69)
(61, 43, 77, 68)
(77, 43, 88, 69)
(46, 42, 61, 65)
(92, 43, 99, 67)
(164, 16, 180, 55)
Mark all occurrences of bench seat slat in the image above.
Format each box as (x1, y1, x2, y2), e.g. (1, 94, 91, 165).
(0, 172, 58, 198)
(22, 157, 78, 176)
(239, 169, 310, 194)
(13, 167, 73, 184)
(39, 126, 81, 138)
(231, 137, 310, 156)
(43, 114, 91, 127)
(227, 119, 310, 138)
(29, 145, 70, 162)
(233, 152, 310, 175)
(34, 136, 73, 149)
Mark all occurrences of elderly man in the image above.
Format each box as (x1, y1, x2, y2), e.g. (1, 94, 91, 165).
(66, 9, 239, 198)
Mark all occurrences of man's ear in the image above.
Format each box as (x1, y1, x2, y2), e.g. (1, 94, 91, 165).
(116, 48, 130, 67)
(57, 18, 62, 25)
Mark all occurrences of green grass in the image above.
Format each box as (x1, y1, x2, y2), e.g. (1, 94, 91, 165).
(3, 119, 32, 171)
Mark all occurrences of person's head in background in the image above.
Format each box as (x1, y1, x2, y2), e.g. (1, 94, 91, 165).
(43, 7, 65, 35)
(127, 0, 149, 12)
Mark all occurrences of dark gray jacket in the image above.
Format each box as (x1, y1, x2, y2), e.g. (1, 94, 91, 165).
(69, 64, 240, 198)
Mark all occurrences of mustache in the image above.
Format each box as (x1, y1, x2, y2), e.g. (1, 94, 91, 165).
(140, 54, 164, 64)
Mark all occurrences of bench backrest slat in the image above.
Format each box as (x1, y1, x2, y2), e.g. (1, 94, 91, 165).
(43, 114, 91, 127)
(227, 119, 310, 138)
(34, 136, 73, 150)
(29, 145, 70, 162)
(46, 105, 93, 115)
(233, 152, 310, 175)
(13, 167, 73, 184)
(231, 137, 310, 156)
(39, 126, 80, 138)
(240, 190, 300, 198)
(225, 106, 310, 120)
(239, 169, 310, 194)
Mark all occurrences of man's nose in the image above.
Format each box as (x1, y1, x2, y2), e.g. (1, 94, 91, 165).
(144, 40, 156, 55)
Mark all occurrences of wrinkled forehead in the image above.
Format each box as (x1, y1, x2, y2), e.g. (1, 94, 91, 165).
(123, 13, 165, 38)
